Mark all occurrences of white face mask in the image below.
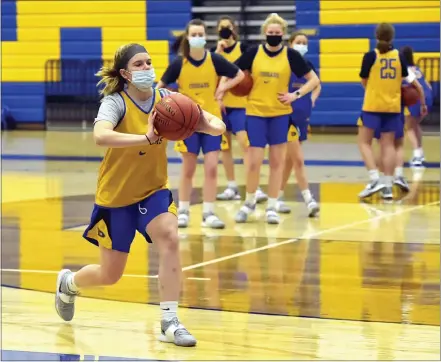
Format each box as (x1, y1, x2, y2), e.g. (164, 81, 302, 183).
(130, 68, 156, 91)
(293, 44, 308, 56)
(189, 36, 206, 48)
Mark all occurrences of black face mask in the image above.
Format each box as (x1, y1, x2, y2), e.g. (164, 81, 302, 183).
(266, 35, 283, 47)
(219, 27, 233, 39)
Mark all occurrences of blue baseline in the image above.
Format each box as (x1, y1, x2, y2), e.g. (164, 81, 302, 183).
(1, 154, 439, 168)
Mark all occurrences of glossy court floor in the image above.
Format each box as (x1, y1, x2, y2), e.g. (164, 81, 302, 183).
(2, 131, 440, 361)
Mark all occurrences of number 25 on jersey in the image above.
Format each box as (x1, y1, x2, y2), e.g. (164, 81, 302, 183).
(380, 59, 397, 79)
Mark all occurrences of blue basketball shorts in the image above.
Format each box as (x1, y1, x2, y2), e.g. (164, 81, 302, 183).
(83, 189, 177, 253)
(288, 116, 310, 142)
(405, 96, 433, 117)
(174, 132, 221, 155)
(373, 112, 405, 140)
(246, 114, 290, 148)
(359, 111, 402, 134)
(223, 107, 246, 135)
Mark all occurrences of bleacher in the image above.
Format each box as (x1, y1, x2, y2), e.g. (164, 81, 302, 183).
(1, 0, 191, 126)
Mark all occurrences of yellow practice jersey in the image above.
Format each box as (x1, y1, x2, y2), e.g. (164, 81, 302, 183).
(218, 41, 246, 109)
(95, 89, 169, 207)
(362, 49, 403, 113)
(178, 52, 221, 118)
(247, 45, 292, 117)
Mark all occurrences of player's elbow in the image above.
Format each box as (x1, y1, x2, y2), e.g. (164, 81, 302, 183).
(93, 129, 110, 146)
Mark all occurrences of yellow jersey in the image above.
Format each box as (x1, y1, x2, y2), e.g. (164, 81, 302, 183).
(247, 45, 292, 117)
(362, 49, 403, 113)
(177, 52, 221, 118)
(217, 41, 246, 109)
(95, 88, 168, 207)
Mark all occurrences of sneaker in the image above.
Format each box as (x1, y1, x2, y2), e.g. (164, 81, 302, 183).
(275, 198, 291, 214)
(358, 180, 385, 199)
(265, 207, 280, 224)
(55, 269, 79, 322)
(394, 176, 410, 192)
(410, 156, 424, 168)
(216, 186, 241, 201)
(256, 188, 268, 204)
(235, 201, 256, 223)
(178, 210, 189, 228)
(201, 212, 225, 229)
(381, 186, 393, 200)
(159, 317, 197, 347)
(306, 199, 320, 217)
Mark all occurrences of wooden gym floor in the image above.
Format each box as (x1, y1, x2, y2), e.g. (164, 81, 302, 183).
(1, 131, 440, 361)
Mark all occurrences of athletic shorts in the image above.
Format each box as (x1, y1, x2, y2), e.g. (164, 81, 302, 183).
(83, 189, 177, 253)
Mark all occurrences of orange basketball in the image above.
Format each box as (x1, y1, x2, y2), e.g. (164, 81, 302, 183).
(154, 93, 200, 141)
(230, 70, 253, 97)
(401, 84, 419, 107)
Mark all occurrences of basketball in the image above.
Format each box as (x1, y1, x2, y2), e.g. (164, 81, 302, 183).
(154, 93, 200, 141)
(401, 84, 419, 107)
(230, 70, 253, 97)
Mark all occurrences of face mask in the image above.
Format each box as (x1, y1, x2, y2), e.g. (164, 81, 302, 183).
(130, 69, 156, 91)
(189, 37, 206, 48)
(293, 44, 308, 56)
(219, 27, 233, 39)
(266, 35, 283, 47)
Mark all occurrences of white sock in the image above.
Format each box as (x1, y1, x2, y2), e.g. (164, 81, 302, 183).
(414, 148, 423, 158)
(178, 201, 190, 212)
(203, 202, 214, 214)
(246, 192, 256, 203)
(227, 181, 237, 189)
(66, 273, 78, 293)
(278, 190, 284, 199)
(301, 189, 312, 203)
(384, 176, 393, 187)
(368, 169, 380, 182)
(160, 301, 178, 321)
(395, 167, 403, 178)
(267, 198, 277, 209)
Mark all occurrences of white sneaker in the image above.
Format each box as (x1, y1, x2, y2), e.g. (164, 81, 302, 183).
(256, 188, 268, 204)
(178, 210, 189, 228)
(201, 212, 225, 229)
(216, 187, 241, 201)
(159, 317, 196, 347)
(306, 199, 320, 217)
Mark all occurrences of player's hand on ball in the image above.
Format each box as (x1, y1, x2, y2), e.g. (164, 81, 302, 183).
(195, 105, 226, 136)
(145, 111, 162, 145)
(277, 92, 297, 105)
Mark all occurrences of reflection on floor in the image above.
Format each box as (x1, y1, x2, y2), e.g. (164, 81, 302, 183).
(1, 131, 440, 360)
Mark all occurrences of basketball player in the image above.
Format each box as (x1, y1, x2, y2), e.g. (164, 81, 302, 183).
(157, 19, 244, 229)
(357, 23, 427, 200)
(54, 43, 226, 347)
(276, 31, 321, 217)
(234, 13, 320, 224)
(401, 46, 433, 167)
(213, 15, 268, 203)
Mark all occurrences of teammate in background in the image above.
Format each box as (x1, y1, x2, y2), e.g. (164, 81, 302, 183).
(213, 15, 268, 203)
(157, 19, 244, 229)
(401, 45, 433, 167)
(276, 31, 320, 217)
(357, 23, 426, 200)
(234, 13, 320, 224)
(54, 43, 225, 347)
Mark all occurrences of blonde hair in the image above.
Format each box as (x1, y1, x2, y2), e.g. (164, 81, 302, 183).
(96, 43, 136, 96)
(261, 13, 288, 34)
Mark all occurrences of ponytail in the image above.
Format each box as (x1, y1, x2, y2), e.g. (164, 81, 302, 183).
(96, 66, 125, 96)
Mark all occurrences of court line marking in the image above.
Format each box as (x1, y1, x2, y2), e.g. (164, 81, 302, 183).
(1, 201, 439, 280)
(181, 200, 440, 273)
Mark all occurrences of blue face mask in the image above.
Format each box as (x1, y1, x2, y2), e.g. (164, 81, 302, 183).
(189, 37, 206, 49)
(130, 69, 156, 91)
(293, 44, 308, 56)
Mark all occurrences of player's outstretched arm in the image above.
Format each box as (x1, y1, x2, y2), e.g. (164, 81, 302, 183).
(195, 105, 226, 136)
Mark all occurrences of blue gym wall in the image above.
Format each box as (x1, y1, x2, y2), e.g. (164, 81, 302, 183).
(1, 0, 191, 124)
